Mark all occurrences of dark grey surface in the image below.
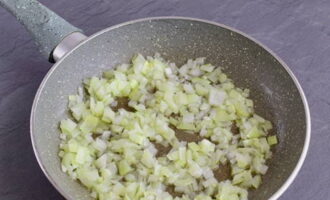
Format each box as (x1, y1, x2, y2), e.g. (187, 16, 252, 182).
(0, 0, 327, 200)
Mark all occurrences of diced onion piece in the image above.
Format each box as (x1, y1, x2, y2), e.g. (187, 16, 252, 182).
(209, 88, 227, 106)
(60, 119, 77, 135)
(118, 160, 132, 176)
(79, 115, 99, 134)
(200, 139, 215, 154)
(267, 135, 278, 146)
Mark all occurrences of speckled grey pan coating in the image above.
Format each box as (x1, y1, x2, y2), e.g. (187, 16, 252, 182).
(0, 1, 310, 198)
(29, 17, 310, 200)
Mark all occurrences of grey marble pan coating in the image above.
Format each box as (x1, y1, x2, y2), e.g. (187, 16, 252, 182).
(30, 17, 309, 200)
(0, 0, 310, 199)
(1, 0, 325, 200)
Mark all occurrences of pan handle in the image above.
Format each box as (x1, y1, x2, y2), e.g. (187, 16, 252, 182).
(0, 0, 87, 62)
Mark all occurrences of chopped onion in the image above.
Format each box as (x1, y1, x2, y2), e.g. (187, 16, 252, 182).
(59, 54, 277, 200)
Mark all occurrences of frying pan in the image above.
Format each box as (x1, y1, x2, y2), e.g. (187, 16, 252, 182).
(0, 0, 310, 199)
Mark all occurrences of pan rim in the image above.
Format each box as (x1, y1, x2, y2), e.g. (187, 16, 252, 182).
(30, 16, 311, 200)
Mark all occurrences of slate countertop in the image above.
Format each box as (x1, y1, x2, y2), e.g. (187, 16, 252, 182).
(0, 0, 328, 199)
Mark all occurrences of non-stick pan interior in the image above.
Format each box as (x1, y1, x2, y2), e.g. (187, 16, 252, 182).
(31, 18, 308, 200)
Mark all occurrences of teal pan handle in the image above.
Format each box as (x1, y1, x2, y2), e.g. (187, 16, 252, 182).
(0, 0, 84, 62)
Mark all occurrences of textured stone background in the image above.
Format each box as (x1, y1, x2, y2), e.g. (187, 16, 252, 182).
(0, 0, 328, 199)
